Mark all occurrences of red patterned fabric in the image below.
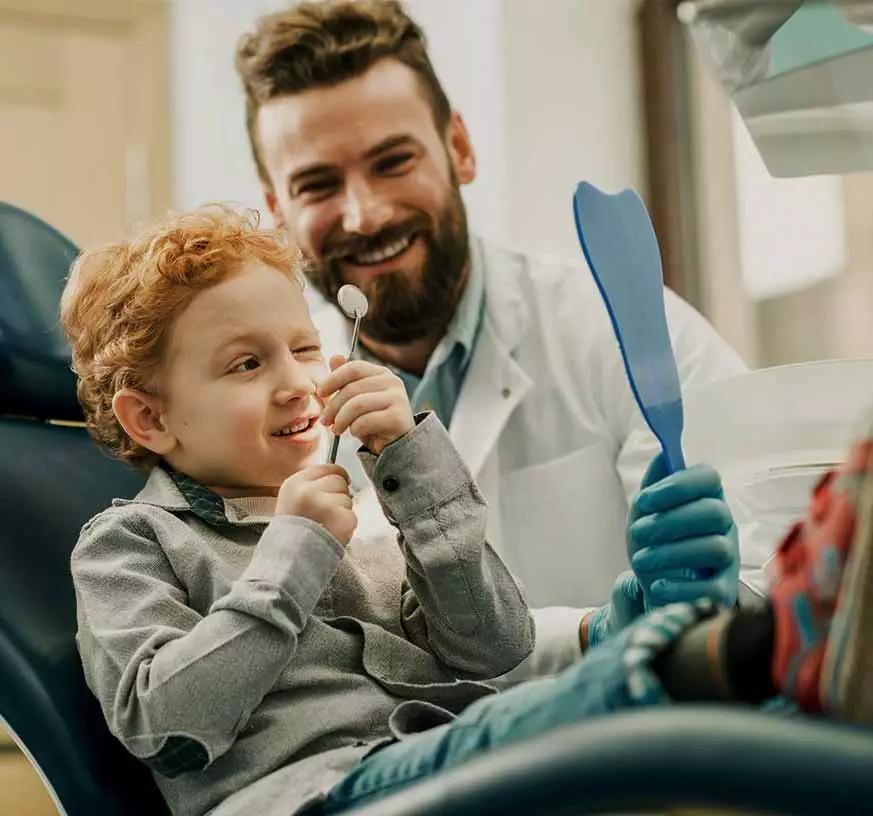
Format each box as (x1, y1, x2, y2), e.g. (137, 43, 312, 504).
(768, 439, 873, 711)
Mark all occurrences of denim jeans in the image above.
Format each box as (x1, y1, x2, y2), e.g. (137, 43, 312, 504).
(317, 603, 712, 814)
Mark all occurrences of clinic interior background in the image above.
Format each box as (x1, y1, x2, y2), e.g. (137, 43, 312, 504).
(5, 0, 873, 369)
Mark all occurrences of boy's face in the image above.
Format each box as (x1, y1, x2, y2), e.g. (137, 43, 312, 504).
(156, 260, 327, 495)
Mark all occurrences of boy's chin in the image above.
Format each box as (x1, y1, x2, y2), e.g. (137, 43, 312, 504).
(281, 437, 328, 473)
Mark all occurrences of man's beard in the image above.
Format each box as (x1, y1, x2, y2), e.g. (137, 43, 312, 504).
(299, 187, 470, 344)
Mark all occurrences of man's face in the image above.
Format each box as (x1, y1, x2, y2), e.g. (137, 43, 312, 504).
(155, 261, 327, 496)
(257, 58, 477, 344)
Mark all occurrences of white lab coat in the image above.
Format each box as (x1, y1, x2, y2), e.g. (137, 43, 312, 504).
(314, 235, 754, 680)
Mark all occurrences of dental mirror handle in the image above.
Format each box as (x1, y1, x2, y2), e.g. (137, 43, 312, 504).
(326, 310, 363, 465)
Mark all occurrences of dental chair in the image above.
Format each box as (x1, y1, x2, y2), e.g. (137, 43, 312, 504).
(1, 201, 872, 816)
(0, 202, 161, 815)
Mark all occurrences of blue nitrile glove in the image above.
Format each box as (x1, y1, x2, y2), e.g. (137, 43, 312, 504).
(586, 570, 645, 650)
(627, 452, 740, 610)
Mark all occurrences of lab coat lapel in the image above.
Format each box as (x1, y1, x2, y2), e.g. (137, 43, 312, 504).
(449, 238, 532, 480)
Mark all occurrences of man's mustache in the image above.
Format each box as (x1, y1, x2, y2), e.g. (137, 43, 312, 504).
(323, 217, 430, 263)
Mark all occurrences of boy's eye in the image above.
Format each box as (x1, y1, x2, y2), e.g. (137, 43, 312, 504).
(293, 345, 322, 357)
(229, 356, 260, 374)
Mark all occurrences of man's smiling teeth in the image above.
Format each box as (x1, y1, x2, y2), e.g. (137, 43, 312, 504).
(273, 417, 313, 436)
(349, 234, 413, 265)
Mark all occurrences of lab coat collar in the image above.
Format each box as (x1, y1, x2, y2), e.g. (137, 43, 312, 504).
(470, 234, 530, 354)
(448, 236, 533, 478)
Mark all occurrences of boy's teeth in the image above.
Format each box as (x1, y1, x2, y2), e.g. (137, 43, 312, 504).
(350, 234, 412, 265)
(274, 418, 312, 436)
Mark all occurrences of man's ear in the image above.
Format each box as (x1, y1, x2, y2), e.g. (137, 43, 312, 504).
(264, 187, 286, 229)
(112, 388, 177, 456)
(446, 111, 476, 186)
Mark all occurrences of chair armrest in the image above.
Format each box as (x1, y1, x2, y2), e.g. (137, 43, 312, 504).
(351, 705, 873, 815)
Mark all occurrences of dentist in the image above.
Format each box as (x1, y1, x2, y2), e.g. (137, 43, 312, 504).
(235, 0, 755, 678)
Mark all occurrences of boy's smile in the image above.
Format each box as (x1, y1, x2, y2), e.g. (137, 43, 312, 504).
(270, 413, 321, 442)
(153, 260, 327, 496)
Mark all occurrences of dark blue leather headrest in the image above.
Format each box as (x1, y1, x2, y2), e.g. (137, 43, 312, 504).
(0, 202, 82, 420)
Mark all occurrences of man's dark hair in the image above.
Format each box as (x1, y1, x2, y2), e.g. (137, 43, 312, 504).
(235, 0, 452, 186)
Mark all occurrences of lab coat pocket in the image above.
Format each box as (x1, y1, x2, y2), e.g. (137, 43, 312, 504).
(499, 442, 629, 608)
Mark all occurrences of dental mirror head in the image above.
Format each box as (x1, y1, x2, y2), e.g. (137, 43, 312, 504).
(337, 284, 369, 319)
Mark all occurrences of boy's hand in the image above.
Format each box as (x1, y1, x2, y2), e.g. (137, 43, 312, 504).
(318, 356, 414, 455)
(627, 453, 740, 609)
(276, 464, 356, 546)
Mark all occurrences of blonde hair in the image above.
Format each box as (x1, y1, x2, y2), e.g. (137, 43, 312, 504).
(60, 205, 301, 470)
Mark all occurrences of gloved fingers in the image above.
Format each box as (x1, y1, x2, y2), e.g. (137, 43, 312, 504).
(610, 570, 645, 628)
(639, 451, 670, 490)
(633, 464, 724, 515)
(628, 498, 735, 546)
(649, 577, 736, 607)
(631, 535, 737, 576)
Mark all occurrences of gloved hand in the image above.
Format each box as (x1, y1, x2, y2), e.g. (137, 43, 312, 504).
(627, 453, 740, 610)
(585, 570, 645, 650)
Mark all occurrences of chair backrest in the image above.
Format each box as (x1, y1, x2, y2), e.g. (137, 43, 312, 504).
(0, 202, 83, 421)
(0, 203, 168, 815)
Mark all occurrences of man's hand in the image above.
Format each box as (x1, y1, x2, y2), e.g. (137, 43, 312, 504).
(276, 464, 356, 546)
(627, 453, 740, 609)
(318, 356, 415, 455)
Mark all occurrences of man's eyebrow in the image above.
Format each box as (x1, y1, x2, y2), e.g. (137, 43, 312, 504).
(287, 135, 420, 187)
(362, 133, 420, 159)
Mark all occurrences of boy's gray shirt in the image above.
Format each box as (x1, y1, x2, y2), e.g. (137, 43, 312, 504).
(72, 414, 534, 816)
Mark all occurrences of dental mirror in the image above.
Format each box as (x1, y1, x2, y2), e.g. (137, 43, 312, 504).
(337, 283, 369, 321)
(326, 284, 369, 465)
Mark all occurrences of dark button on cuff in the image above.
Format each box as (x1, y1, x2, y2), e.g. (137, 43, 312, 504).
(382, 476, 400, 492)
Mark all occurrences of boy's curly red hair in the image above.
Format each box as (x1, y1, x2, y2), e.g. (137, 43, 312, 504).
(60, 205, 301, 470)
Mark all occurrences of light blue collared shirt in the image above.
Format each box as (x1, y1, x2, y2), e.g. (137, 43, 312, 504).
(361, 254, 485, 429)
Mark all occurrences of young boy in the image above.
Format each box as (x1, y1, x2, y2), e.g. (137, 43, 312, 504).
(63, 207, 872, 816)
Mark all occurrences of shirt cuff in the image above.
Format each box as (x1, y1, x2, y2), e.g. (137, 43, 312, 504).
(241, 515, 344, 613)
(535, 605, 594, 663)
(358, 412, 473, 524)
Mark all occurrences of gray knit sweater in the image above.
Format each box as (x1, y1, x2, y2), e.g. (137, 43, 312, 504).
(72, 414, 534, 816)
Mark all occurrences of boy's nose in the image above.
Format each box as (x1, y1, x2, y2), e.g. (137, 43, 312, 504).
(273, 358, 316, 405)
(341, 179, 393, 236)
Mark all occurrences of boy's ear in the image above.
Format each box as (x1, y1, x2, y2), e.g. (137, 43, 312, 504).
(112, 388, 177, 456)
